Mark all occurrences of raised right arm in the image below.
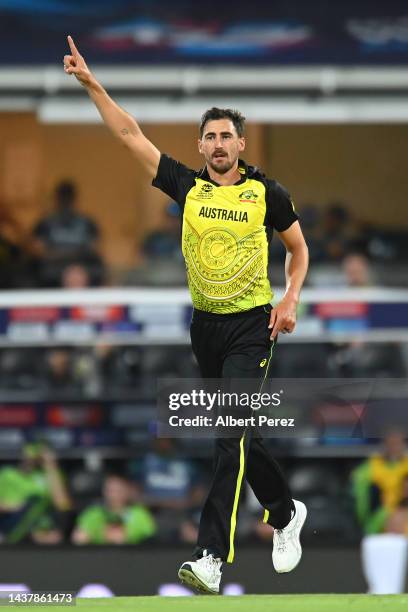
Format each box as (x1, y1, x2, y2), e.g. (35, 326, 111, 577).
(63, 35, 160, 178)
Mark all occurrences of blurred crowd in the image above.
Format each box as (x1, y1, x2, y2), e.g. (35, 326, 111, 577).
(269, 201, 408, 289)
(0, 438, 224, 547)
(0, 339, 406, 399)
(0, 345, 198, 397)
(1, 180, 408, 290)
(1, 431, 408, 550)
(0, 181, 104, 290)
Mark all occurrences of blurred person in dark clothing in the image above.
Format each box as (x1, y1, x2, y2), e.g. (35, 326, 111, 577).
(294, 204, 324, 264)
(126, 201, 185, 286)
(44, 348, 77, 393)
(142, 201, 182, 260)
(95, 344, 142, 392)
(321, 203, 352, 262)
(32, 181, 103, 286)
(0, 200, 29, 288)
(33, 181, 99, 257)
(44, 347, 100, 397)
(352, 221, 408, 264)
(0, 348, 45, 392)
(0, 443, 72, 544)
(71, 473, 156, 545)
(329, 340, 405, 378)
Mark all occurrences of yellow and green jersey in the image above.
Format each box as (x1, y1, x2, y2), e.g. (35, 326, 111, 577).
(0, 467, 50, 509)
(152, 154, 298, 314)
(75, 504, 157, 544)
(370, 455, 408, 510)
(351, 456, 408, 534)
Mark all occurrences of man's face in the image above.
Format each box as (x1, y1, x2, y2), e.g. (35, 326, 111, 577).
(198, 119, 245, 174)
(384, 432, 406, 460)
(103, 476, 130, 508)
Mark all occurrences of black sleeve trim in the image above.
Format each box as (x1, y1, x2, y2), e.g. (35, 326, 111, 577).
(265, 179, 299, 232)
(151, 153, 195, 211)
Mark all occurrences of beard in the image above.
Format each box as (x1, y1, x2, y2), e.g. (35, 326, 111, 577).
(207, 155, 235, 174)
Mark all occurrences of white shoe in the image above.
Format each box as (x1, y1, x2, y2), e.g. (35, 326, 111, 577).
(272, 499, 307, 573)
(178, 550, 222, 594)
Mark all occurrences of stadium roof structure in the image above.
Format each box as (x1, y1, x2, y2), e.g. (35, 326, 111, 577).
(2, 66, 408, 123)
(1, 0, 408, 121)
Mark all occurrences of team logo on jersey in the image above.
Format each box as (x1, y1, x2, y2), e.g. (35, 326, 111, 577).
(197, 183, 214, 199)
(239, 189, 258, 203)
(259, 358, 267, 367)
(199, 228, 238, 270)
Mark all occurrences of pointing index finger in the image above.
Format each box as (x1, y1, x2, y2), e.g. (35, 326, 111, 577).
(67, 35, 79, 57)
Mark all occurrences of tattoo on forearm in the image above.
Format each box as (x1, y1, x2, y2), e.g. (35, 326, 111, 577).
(120, 128, 129, 135)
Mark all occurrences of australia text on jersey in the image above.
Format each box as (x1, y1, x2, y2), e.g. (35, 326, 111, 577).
(198, 206, 248, 223)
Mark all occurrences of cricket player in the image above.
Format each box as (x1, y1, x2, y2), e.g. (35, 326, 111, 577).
(63, 35, 309, 594)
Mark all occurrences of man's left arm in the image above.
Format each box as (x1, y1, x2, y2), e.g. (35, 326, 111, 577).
(269, 221, 309, 339)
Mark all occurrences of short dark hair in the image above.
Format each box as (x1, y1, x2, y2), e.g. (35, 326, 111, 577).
(199, 107, 246, 138)
(55, 180, 76, 208)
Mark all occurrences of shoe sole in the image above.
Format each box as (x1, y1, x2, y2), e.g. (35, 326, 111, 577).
(274, 501, 308, 574)
(178, 566, 219, 595)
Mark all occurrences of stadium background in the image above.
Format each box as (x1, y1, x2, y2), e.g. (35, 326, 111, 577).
(0, 0, 408, 599)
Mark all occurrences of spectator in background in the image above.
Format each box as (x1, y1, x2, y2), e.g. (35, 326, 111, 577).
(71, 473, 156, 545)
(0, 200, 28, 288)
(328, 336, 405, 378)
(351, 431, 408, 535)
(321, 203, 352, 262)
(355, 433, 408, 594)
(328, 251, 402, 377)
(305, 204, 365, 288)
(44, 348, 77, 394)
(342, 252, 373, 287)
(295, 204, 324, 264)
(32, 180, 103, 287)
(142, 201, 181, 260)
(386, 475, 408, 535)
(128, 438, 206, 544)
(0, 443, 72, 544)
(0, 348, 45, 392)
(62, 263, 91, 289)
(125, 201, 185, 286)
(44, 347, 101, 398)
(352, 220, 408, 264)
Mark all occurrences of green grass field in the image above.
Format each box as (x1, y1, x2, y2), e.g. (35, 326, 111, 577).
(2, 595, 408, 611)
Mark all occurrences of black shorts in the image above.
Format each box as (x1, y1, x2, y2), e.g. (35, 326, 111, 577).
(190, 303, 274, 380)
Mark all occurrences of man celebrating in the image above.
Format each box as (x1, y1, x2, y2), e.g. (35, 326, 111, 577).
(64, 35, 309, 594)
